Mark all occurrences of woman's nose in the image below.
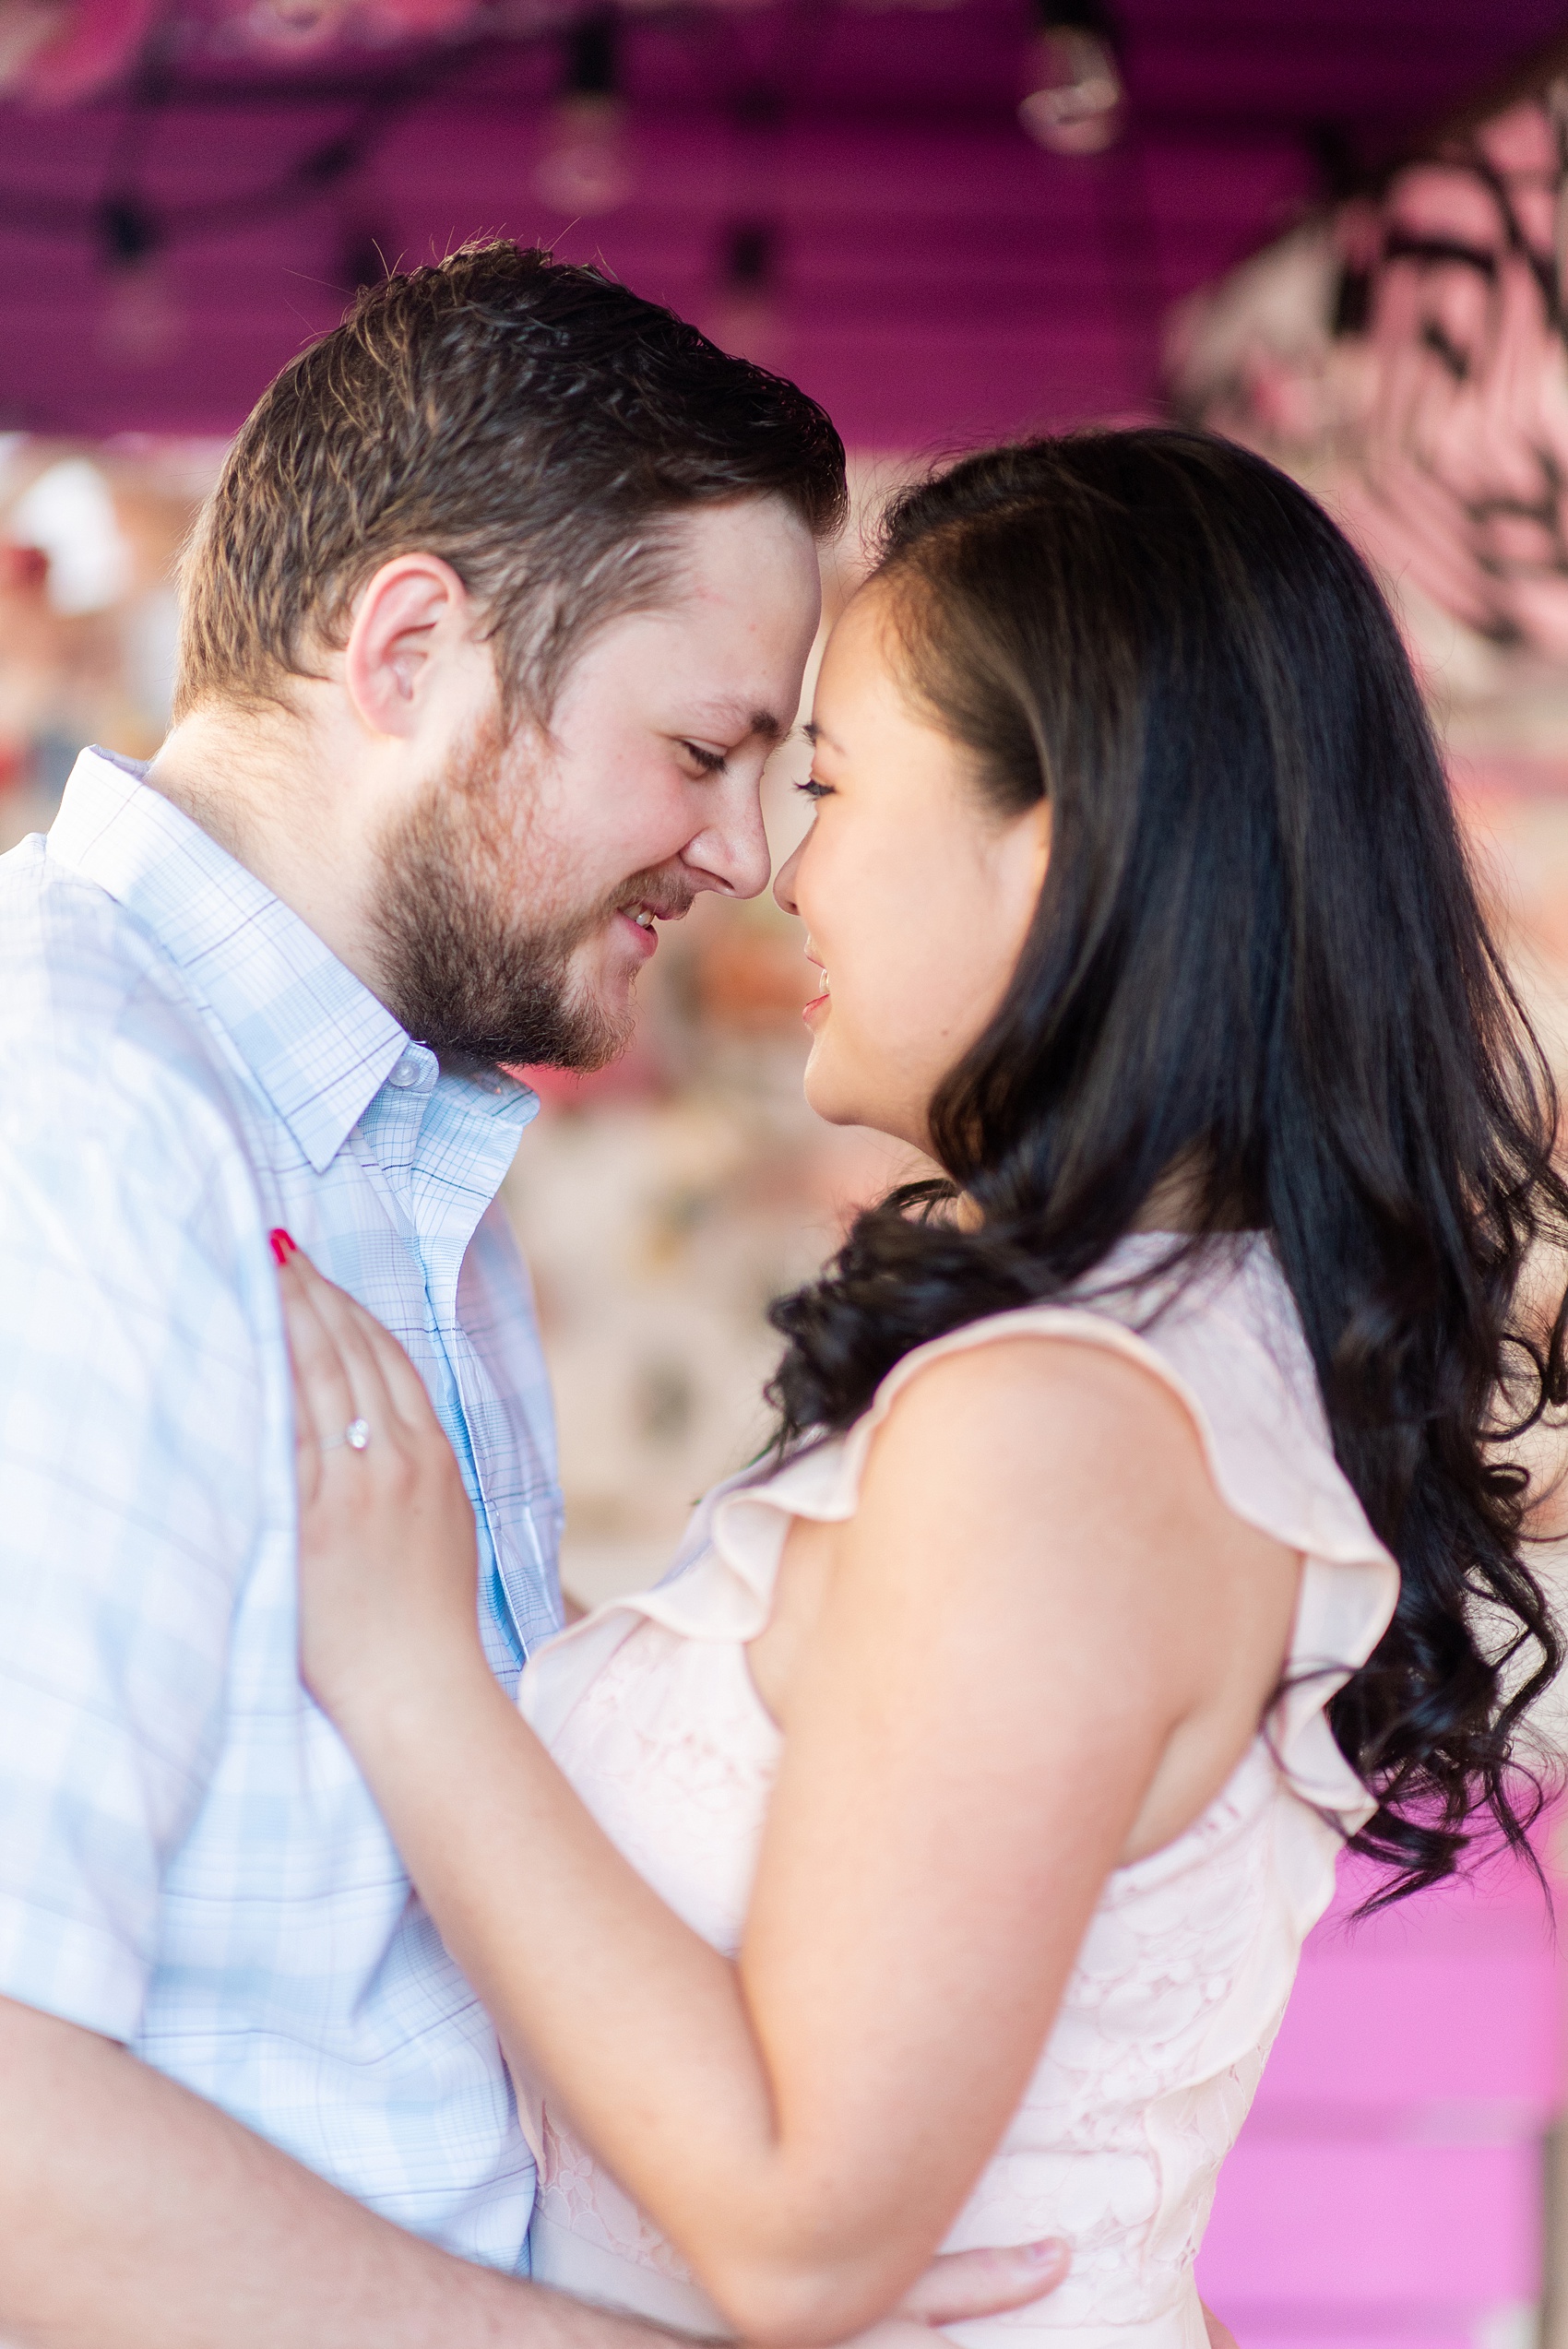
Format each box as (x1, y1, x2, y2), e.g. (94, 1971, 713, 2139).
(773, 836, 804, 917)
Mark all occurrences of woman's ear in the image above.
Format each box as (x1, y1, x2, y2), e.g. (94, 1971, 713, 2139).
(998, 794, 1051, 908)
(1026, 795, 1052, 891)
(342, 554, 472, 740)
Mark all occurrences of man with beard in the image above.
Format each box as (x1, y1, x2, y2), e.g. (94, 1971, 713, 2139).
(0, 243, 1070, 2349)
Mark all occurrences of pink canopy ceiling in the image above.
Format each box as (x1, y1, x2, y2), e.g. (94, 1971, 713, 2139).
(0, 0, 1562, 447)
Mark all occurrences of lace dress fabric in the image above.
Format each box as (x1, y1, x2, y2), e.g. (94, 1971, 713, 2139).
(517, 1237, 1399, 2349)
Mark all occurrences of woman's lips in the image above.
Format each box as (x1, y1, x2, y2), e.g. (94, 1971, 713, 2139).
(802, 974, 828, 1023)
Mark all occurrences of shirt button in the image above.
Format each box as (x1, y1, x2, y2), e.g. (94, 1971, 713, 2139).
(388, 1054, 420, 1088)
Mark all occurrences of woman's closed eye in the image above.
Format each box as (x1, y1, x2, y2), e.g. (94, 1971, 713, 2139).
(795, 777, 836, 801)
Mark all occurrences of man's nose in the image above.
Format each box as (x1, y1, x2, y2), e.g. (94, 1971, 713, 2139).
(682, 775, 774, 902)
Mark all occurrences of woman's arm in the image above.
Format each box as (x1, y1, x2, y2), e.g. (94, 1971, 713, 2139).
(280, 1249, 1295, 2349)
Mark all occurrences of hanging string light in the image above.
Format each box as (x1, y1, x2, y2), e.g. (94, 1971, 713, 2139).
(1019, 0, 1124, 157)
(533, 9, 633, 218)
(0, 0, 158, 107)
(95, 189, 185, 365)
(244, 0, 358, 57)
(713, 219, 786, 367)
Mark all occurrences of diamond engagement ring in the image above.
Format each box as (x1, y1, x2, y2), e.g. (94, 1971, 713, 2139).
(321, 1418, 372, 1454)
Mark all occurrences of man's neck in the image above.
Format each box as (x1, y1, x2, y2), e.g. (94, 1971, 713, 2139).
(148, 708, 390, 1006)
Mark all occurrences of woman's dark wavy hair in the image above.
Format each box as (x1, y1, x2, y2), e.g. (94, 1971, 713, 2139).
(767, 427, 1568, 1903)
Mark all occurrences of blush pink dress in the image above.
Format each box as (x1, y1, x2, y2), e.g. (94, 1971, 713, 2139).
(516, 1236, 1399, 2349)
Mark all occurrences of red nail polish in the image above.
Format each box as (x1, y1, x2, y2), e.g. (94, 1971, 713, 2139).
(267, 1228, 297, 1265)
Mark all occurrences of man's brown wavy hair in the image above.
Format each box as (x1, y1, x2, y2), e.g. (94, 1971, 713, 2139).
(174, 239, 847, 725)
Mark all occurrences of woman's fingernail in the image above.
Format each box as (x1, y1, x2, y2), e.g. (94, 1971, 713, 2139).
(268, 1228, 297, 1266)
(1025, 2239, 1066, 2266)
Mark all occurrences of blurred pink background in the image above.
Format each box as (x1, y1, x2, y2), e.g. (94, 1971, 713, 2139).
(6, 8, 1568, 2343)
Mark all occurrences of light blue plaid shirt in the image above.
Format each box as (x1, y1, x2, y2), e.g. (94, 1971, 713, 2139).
(0, 747, 564, 2266)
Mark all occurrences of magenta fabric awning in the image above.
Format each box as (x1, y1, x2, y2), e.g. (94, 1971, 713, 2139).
(1, 0, 1563, 447)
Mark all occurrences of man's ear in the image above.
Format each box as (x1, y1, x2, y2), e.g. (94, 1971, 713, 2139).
(343, 553, 472, 740)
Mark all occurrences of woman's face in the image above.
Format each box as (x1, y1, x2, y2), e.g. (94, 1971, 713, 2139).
(774, 584, 1051, 1154)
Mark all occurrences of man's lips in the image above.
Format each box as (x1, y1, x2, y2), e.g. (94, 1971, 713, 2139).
(612, 895, 694, 961)
(613, 908, 661, 962)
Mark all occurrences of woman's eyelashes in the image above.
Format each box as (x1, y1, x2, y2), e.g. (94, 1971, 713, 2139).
(795, 777, 836, 801)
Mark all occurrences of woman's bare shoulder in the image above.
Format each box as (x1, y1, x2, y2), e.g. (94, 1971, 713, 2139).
(863, 1322, 1206, 1495)
(839, 1323, 1301, 1847)
(849, 1321, 1294, 1634)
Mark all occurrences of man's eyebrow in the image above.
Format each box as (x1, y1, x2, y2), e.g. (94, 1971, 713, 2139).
(692, 703, 783, 743)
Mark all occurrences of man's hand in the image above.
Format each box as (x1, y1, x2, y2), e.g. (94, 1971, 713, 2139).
(837, 2238, 1071, 2349)
(895, 2242, 1070, 2325)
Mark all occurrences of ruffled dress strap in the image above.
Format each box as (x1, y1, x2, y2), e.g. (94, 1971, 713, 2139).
(518, 1453, 782, 1745)
(524, 1238, 1398, 1848)
(717, 1239, 1396, 1838)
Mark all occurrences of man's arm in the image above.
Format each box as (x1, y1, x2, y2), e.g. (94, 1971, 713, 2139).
(0, 1999, 1070, 2349)
(0, 1996, 580, 2349)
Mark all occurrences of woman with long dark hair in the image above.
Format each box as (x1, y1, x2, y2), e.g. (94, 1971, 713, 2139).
(276, 430, 1564, 2349)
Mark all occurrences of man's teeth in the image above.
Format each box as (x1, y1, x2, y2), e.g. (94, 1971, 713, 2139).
(634, 910, 654, 928)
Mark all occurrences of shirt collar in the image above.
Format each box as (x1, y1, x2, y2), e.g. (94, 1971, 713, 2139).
(49, 747, 415, 1174)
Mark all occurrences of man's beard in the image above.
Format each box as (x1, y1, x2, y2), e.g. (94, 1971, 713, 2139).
(369, 718, 676, 1074)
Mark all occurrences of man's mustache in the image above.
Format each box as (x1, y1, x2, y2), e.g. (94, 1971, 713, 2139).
(610, 872, 698, 925)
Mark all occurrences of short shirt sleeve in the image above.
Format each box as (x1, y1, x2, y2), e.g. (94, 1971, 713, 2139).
(0, 1048, 267, 2042)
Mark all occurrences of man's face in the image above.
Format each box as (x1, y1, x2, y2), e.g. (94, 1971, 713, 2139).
(370, 495, 823, 1069)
